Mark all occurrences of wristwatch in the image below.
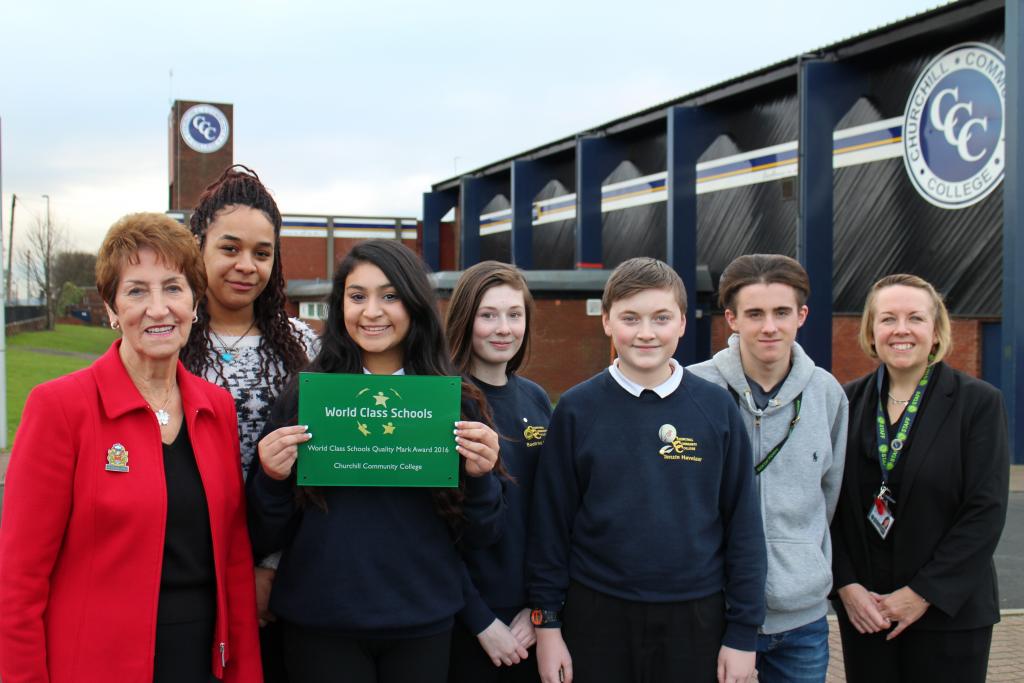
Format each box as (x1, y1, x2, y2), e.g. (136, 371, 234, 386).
(530, 608, 562, 628)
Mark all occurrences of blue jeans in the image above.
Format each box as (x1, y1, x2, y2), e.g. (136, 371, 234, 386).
(755, 616, 829, 683)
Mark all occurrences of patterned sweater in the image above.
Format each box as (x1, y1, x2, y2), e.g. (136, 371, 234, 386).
(200, 318, 318, 477)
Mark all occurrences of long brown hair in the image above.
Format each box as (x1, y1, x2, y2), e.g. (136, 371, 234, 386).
(445, 261, 535, 378)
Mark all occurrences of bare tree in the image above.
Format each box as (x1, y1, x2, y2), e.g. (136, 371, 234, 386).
(20, 216, 68, 329)
(53, 251, 96, 289)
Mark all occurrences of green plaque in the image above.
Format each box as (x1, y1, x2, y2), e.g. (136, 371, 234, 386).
(297, 372, 461, 487)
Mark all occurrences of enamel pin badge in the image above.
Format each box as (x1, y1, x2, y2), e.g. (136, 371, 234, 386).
(105, 443, 129, 473)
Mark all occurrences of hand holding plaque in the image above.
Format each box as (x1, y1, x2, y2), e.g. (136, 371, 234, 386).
(258, 424, 313, 480)
(453, 420, 499, 477)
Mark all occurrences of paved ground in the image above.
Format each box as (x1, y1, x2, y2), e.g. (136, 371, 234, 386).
(0, 459, 1022, 680)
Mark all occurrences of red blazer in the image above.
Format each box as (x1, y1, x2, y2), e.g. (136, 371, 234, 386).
(0, 341, 262, 682)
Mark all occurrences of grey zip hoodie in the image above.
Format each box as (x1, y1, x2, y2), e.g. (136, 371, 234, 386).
(688, 334, 848, 634)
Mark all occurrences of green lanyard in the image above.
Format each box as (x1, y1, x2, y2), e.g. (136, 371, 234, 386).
(753, 393, 802, 476)
(874, 364, 933, 483)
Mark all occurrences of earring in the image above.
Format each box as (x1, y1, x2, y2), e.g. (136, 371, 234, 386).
(110, 319, 120, 330)
(193, 313, 199, 323)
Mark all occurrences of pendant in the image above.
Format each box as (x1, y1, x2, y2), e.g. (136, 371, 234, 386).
(155, 408, 170, 426)
(220, 351, 234, 363)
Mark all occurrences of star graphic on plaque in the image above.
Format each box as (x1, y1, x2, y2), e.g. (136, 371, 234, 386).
(352, 387, 405, 437)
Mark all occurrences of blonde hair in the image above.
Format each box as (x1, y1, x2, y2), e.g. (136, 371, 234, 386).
(857, 273, 952, 364)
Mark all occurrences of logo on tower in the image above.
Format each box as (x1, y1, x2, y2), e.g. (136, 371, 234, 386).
(902, 42, 1005, 209)
(180, 104, 230, 154)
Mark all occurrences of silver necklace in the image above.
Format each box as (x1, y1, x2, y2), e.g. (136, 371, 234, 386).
(146, 385, 175, 426)
(887, 393, 910, 406)
(210, 320, 256, 363)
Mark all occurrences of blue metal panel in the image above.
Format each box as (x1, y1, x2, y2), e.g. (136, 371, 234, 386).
(1004, 0, 1024, 464)
(421, 190, 457, 271)
(575, 136, 622, 269)
(511, 160, 550, 269)
(797, 60, 864, 371)
(667, 106, 722, 364)
(459, 176, 503, 269)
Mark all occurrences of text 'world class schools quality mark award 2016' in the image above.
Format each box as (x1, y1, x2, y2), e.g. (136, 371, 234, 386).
(296, 372, 462, 487)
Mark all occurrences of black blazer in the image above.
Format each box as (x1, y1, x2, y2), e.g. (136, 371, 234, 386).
(831, 361, 1009, 631)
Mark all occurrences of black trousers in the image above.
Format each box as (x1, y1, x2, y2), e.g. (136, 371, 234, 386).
(448, 619, 540, 683)
(260, 619, 289, 683)
(562, 582, 725, 683)
(283, 621, 452, 683)
(836, 611, 992, 683)
(153, 619, 217, 683)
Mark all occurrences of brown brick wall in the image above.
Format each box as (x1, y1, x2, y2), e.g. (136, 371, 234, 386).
(281, 237, 328, 281)
(519, 299, 613, 400)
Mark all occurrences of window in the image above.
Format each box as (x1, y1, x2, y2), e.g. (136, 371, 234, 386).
(300, 301, 328, 320)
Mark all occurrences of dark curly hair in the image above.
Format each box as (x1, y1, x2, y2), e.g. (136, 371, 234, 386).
(291, 239, 500, 532)
(180, 164, 309, 384)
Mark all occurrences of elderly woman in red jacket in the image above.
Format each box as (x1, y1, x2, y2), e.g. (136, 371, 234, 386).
(0, 213, 262, 682)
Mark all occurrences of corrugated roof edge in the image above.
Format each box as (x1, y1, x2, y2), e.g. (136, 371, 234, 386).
(432, 0, 999, 191)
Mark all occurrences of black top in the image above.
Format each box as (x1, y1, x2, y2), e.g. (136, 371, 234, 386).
(745, 369, 790, 410)
(833, 362, 1009, 631)
(157, 423, 216, 624)
(859, 366, 939, 593)
(458, 375, 552, 632)
(247, 386, 505, 637)
(527, 369, 766, 651)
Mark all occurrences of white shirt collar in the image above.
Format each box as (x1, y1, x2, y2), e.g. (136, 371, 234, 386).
(363, 367, 406, 375)
(607, 359, 683, 398)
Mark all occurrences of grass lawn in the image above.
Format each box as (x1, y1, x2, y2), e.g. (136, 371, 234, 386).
(8, 324, 118, 356)
(5, 325, 119, 445)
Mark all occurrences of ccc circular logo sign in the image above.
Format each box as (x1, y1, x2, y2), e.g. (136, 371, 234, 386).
(902, 43, 1005, 210)
(179, 104, 230, 154)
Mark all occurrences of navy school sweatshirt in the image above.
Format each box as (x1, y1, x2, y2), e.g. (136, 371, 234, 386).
(527, 369, 767, 651)
(458, 375, 553, 633)
(247, 384, 504, 637)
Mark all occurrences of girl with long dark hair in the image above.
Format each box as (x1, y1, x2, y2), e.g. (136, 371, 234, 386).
(181, 165, 317, 681)
(247, 239, 504, 683)
(444, 261, 551, 683)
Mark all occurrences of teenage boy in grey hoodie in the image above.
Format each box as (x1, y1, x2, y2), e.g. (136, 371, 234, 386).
(688, 254, 848, 683)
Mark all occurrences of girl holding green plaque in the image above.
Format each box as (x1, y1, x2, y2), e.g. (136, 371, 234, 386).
(247, 239, 504, 683)
(444, 262, 551, 683)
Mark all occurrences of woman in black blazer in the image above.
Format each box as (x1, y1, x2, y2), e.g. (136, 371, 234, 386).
(831, 274, 1009, 683)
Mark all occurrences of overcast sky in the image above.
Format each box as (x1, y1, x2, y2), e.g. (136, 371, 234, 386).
(1, 0, 945, 261)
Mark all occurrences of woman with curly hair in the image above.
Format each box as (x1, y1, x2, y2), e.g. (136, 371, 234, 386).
(181, 165, 317, 681)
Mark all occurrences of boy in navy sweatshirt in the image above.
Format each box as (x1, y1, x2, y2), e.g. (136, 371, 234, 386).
(527, 257, 767, 683)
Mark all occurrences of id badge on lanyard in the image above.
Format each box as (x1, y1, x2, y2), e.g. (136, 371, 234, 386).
(868, 484, 895, 539)
(870, 364, 932, 539)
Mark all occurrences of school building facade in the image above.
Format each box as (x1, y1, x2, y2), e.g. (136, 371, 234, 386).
(168, 0, 1024, 461)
